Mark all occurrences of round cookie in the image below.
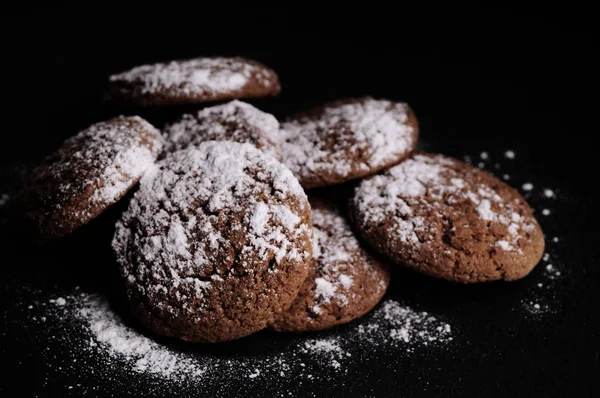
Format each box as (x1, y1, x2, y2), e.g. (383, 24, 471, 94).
(16, 116, 162, 243)
(106, 56, 280, 107)
(163, 100, 282, 160)
(349, 152, 545, 283)
(282, 97, 419, 189)
(112, 141, 313, 343)
(270, 197, 390, 332)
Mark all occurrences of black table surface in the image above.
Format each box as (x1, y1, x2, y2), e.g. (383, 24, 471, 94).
(1, 6, 598, 398)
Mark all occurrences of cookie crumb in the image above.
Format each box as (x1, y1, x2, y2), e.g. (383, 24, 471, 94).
(522, 183, 533, 191)
(504, 150, 515, 159)
(543, 189, 554, 198)
(542, 209, 551, 216)
(480, 152, 489, 160)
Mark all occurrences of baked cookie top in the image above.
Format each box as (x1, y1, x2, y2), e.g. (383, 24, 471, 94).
(349, 152, 545, 283)
(17, 116, 162, 243)
(106, 56, 280, 107)
(112, 141, 312, 343)
(282, 97, 418, 189)
(270, 197, 390, 332)
(163, 100, 282, 160)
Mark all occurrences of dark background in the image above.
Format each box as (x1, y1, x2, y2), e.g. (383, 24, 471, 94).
(1, 5, 598, 397)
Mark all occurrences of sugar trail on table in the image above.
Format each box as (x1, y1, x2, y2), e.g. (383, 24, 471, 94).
(29, 290, 453, 391)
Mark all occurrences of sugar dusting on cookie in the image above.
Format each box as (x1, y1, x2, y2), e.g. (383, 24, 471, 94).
(282, 97, 417, 188)
(163, 100, 282, 160)
(353, 153, 537, 254)
(109, 57, 275, 96)
(54, 116, 162, 208)
(308, 202, 387, 316)
(272, 198, 389, 331)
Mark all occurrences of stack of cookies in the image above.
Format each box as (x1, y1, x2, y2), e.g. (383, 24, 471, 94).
(15, 56, 545, 343)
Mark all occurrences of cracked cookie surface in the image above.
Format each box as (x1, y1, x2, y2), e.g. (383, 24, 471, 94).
(270, 197, 390, 332)
(112, 141, 312, 343)
(349, 152, 544, 283)
(163, 100, 282, 160)
(16, 116, 162, 243)
(282, 97, 418, 189)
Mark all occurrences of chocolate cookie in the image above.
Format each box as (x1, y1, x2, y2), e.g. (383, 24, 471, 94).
(282, 97, 419, 189)
(112, 141, 313, 343)
(349, 152, 545, 283)
(270, 197, 390, 332)
(16, 116, 162, 243)
(163, 100, 282, 160)
(106, 56, 280, 107)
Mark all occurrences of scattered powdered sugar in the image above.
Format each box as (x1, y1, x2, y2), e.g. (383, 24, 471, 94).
(543, 189, 554, 198)
(522, 182, 534, 191)
(0, 193, 9, 207)
(521, 252, 564, 315)
(78, 295, 207, 379)
(282, 97, 416, 187)
(357, 301, 453, 351)
(301, 336, 349, 369)
(109, 57, 275, 97)
(163, 100, 282, 160)
(14, 290, 454, 395)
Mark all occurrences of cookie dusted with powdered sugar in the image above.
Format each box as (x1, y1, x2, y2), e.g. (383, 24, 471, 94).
(16, 116, 162, 243)
(112, 141, 313, 343)
(282, 97, 419, 189)
(163, 100, 282, 160)
(106, 56, 280, 107)
(349, 152, 545, 283)
(270, 197, 390, 332)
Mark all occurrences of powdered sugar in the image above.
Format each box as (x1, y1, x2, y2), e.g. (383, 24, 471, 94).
(357, 301, 452, 350)
(18, 290, 453, 395)
(282, 97, 416, 188)
(109, 57, 276, 98)
(163, 100, 282, 160)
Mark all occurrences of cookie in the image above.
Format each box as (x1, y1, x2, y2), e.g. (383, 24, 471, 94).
(112, 141, 313, 343)
(163, 100, 282, 160)
(349, 152, 545, 283)
(282, 97, 419, 189)
(106, 56, 280, 107)
(16, 116, 162, 244)
(270, 197, 390, 332)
